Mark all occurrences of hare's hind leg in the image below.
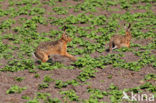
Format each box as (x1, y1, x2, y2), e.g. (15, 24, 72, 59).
(116, 44, 121, 49)
(64, 52, 76, 61)
(109, 41, 117, 52)
(42, 54, 49, 62)
(36, 51, 49, 62)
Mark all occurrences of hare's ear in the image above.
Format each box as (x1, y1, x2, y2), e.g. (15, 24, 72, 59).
(124, 23, 131, 31)
(127, 23, 131, 29)
(124, 23, 127, 30)
(61, 25, 67, 37)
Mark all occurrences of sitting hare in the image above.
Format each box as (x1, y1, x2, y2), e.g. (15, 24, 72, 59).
(108, 23, 132, 52)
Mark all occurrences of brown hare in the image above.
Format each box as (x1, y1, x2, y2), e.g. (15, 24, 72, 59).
(107, 23, 132, 52)
(33, 31, 76, 62)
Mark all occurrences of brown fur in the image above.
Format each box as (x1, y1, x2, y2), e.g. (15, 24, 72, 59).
(108, 24, 132, 52)
(34, 32, 76, 62)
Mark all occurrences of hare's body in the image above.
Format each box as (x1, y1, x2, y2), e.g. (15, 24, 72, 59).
(108, 24, 131, 52)
(34, 33, 76, 62)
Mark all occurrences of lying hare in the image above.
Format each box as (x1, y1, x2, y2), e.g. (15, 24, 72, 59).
(108, 23, 132, 52)
(33, 31, 76, 62)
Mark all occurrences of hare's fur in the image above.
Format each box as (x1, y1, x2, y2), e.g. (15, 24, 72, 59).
(108, 24, 132, 52)
(34, 32, 76, 62)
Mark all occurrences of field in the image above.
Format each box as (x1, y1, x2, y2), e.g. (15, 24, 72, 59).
(0, 0, 156, 103)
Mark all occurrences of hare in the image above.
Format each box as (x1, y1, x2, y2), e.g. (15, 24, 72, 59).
(33, 31, 76, 62)
(107, 23, 132, 52)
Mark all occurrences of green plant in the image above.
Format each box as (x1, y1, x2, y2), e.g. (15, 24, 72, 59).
(77, 66, 97, 82)
(144, 74, 156, 80)
(34, 73, 40, 78)
(26, 92, 61, 103)
(55, 80, 68, 89)
(44, 75, 54, 83)
(60, 90, 79, 101)
(38, 83, 49, 90)
(22, 95, 31, 100)
(6, 85, 26, 94)
(26, 99, 40, 103)
(53, 7, 68, 15)
(15, 77, 25, 82)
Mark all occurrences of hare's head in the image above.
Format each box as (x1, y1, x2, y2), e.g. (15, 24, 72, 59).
(61, 32, 72, 42)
